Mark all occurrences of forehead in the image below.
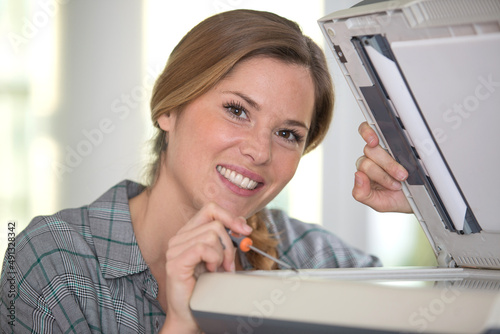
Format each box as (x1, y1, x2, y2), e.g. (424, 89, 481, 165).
(217, 57, 315, 125)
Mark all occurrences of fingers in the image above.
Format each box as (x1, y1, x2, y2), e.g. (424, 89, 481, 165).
(352, 171, 373, 202)
(358, 122, 379, 148)
(354, 122, 413, 214)
(164, 243, 224, 331)
(179, 202, 252, 236)
(169, 202, 253, 273)
(358, 121, 408, 182)
(167, 241, 227, 278)
(356, 155, 399, 191)
(352, 170, 395, 205)
(352, 170, 412, 213)
(358, 145, 408, 191)
(168, 221, 235, 272)
(357, 121, 408, 187)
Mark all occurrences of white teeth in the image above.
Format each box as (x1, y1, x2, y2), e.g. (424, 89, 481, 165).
(240, 177, 250, 188)
(250, 180, 258, 189)
(216, 165, 259, 190)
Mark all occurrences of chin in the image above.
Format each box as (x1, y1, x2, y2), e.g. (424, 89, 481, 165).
(218, 201, 259, 219)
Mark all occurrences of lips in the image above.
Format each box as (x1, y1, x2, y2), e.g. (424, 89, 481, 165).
(216, 165, 259, 190)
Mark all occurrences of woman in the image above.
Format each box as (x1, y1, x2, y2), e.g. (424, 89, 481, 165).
(0, 9, 410, 333)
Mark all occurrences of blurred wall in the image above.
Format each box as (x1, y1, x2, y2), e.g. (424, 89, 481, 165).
(321, 0, 371, 251)
(53, 1, 148, 209)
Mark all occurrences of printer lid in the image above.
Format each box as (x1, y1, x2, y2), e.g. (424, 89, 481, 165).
(319, 0, 500, 269)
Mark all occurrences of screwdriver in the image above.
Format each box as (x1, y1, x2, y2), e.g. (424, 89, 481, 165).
(226, 229, 299, 272)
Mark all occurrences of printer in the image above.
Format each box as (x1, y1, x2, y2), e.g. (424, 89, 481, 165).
(190, 1, 500, 333)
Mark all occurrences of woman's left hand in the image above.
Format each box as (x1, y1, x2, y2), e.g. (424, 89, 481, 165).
(353, 122, 413, 213)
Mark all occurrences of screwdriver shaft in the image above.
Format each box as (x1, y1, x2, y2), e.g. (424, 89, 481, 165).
(248, 245, 298, 272)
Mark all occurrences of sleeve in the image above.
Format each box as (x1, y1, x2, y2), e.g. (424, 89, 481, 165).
(0, 216, 92, 334)
(1, 218, 60, 333)
(265, 209, 382, 269)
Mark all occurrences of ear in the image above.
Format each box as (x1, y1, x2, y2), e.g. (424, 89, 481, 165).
(157, 112, 175, 132)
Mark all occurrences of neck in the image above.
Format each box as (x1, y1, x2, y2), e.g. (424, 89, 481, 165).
(130, 172, 195, 270)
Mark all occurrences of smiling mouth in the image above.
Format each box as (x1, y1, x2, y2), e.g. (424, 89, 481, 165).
(217, 165, 259, 190)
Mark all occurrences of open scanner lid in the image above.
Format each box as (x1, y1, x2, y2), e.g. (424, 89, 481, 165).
(319, 0, 500, 269)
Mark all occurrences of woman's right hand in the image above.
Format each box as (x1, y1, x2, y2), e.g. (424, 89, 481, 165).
(160, 202, 252, 333)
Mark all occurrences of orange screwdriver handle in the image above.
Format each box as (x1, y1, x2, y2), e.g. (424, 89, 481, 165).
(226, 229, 253, 252)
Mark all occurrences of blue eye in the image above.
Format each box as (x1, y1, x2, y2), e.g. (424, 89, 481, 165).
(224, 101, 248, 120)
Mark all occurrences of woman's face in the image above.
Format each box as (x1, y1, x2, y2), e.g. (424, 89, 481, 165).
(158, 56, 315, 218)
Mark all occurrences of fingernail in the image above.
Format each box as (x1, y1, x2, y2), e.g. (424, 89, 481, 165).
(242, 223, 253, 234)
(238, 217, 252, 233)
(397, 170, 408, 181)
(392, 180, 402, 190)
(230, 262, 236, 272)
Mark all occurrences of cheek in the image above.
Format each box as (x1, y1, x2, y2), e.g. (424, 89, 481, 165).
(184, 115, 241, 158)
(206, 111, 249, 142)
(272, 153, 301, 186)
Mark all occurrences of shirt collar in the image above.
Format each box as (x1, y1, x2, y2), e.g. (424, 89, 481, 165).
(88, 180, 148, 279)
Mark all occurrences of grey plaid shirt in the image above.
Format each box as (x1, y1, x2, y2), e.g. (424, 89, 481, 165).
(1, 180, 380, 333)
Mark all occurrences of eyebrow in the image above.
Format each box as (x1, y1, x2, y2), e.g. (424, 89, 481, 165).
(222, 90, 310, 131)
(222, 90, 261, 111)
(284, 119, 309, 131)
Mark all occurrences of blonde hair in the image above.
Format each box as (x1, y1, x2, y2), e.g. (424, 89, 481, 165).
(147, 9, 334, 270)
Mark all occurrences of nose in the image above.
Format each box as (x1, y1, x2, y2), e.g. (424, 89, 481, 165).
(239, 128, 272, 165)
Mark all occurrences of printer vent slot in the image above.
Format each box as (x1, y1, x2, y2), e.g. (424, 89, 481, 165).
(455, 279, 500, 291)
(456, 256, 500, 269)
(404, 0, 500, 27)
